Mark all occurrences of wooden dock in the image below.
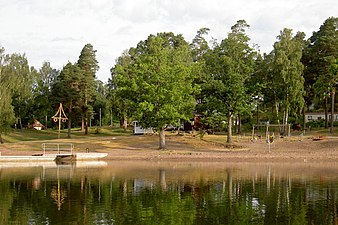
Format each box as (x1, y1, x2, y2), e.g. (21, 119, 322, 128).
(0, 143, 107, 162)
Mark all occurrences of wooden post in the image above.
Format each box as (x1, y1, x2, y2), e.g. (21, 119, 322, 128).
(52, 103, 68, 139)
(58, 114, 61, 139)
(45, 114, 48, 130)
(251, 125, 255, 141)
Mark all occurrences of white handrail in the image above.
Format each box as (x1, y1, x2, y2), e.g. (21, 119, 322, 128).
(42, 143, 74, 155)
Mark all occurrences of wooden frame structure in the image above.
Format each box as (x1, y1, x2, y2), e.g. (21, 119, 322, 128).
(52, 103, 68, 139)
(251, 124, 291, 141)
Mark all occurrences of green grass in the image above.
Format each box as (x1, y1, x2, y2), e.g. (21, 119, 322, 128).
(2, 126, 132, 143)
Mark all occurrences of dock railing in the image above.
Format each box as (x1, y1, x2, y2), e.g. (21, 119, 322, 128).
(42, 143, 74, 155)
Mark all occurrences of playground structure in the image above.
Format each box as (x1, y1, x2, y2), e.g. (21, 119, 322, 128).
(251, 123, 291, 142)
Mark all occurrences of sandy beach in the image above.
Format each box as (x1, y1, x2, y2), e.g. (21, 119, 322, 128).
(0, 133, 337, 163)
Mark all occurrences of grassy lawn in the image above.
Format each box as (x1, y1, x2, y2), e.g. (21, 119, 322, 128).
(2, 126, 132, 143)
(0, 126, 133, 152)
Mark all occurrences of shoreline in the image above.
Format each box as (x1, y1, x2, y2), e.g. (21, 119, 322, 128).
(0, 134, 337, 163)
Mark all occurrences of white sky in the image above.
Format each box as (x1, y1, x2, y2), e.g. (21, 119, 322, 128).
(0, 0, 336, 82)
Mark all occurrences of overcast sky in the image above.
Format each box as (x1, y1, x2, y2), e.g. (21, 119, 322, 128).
(0, 0, 336, 82)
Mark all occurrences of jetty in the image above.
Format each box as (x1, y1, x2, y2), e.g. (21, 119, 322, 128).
(0, 143, 107, 162)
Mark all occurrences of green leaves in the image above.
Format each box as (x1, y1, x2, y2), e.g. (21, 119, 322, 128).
(199, 20, 256, 142)
(0, 47, 34, 133)
(113, 32, 196, 148)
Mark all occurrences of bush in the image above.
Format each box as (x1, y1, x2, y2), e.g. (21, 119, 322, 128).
(306, 120, 325, 129)
(94, 127, 101, 134)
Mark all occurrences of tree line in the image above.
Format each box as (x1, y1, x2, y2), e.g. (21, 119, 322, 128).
(0, 17, 337, 148)
(0, 44, 100, 142)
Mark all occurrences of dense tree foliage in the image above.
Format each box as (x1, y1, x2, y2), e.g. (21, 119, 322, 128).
(112, 32, 197, 149)
(0, 47, 15, 143)
(109, 50, 134, 129)
(78, 43, 99, 134)
(51, 62, 82, 138)
(198, 20, 256, 143)
(92, 80, 109, 127)
(0, 47, 36, 142)
(32, 62, 59, 128)
(303, 17, 338, 129)
(329, 58, 338, 132)
(264, 29, 305, 128)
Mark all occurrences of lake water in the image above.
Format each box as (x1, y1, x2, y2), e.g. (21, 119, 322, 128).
(0, 161, 337, 225)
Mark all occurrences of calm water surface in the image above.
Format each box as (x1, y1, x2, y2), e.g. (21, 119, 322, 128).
(0, 161, 337, 225)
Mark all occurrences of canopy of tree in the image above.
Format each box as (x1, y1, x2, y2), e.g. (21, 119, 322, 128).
(112, 32, 197, 149)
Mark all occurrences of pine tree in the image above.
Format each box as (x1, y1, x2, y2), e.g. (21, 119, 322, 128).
(304, 17, 338, 128)
(51, 62, 82, 138)
(77, 44, 99, 134)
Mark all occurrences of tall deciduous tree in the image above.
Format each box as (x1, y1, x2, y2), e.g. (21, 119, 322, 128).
(4, 53, 34, 129)
(78, 43, 99, 134)
(92, 80, 109, 127)
(190, 28, 211, 120)
(0, 47, 15, 143)
(110, 50, 134, 129)
(269, 28, 305, 129)
(202, 20, 255, 143)
(0, 47, 35, 142)
(32, 62, 59, 127)
(114, 32, 197, 149)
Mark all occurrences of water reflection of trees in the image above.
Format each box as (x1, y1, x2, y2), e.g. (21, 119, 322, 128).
(0, 166, 337, 224)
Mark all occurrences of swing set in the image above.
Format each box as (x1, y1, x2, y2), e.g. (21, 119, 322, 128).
(251, 123, 291, 142)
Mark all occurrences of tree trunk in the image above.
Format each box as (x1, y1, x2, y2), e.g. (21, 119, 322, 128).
(227, 112, 232, 143)
(275, 102, 282, 134)
(325, 95, 328, 128)
(81, 116, 85, 131)
(282, 110, 286, 130)
(85, 115, 88, 135)
(19, 117, 23, 129)
(256, 99, 259, 124)
(67, 118, 72, 139)
(123, 115, 128, 129)
(302, 107, 306, 130)
(110, 109, 113, 127)
(275, 102, 280, 125)
(159, 128, 166, 150)
(237, 114, 242, 134)
(45, 114, 48, 130)
(120, 114, 128, 129)
(285, 107, 289, 135)
(0, 133, 4, 144)
(330, 89, 335, 133)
